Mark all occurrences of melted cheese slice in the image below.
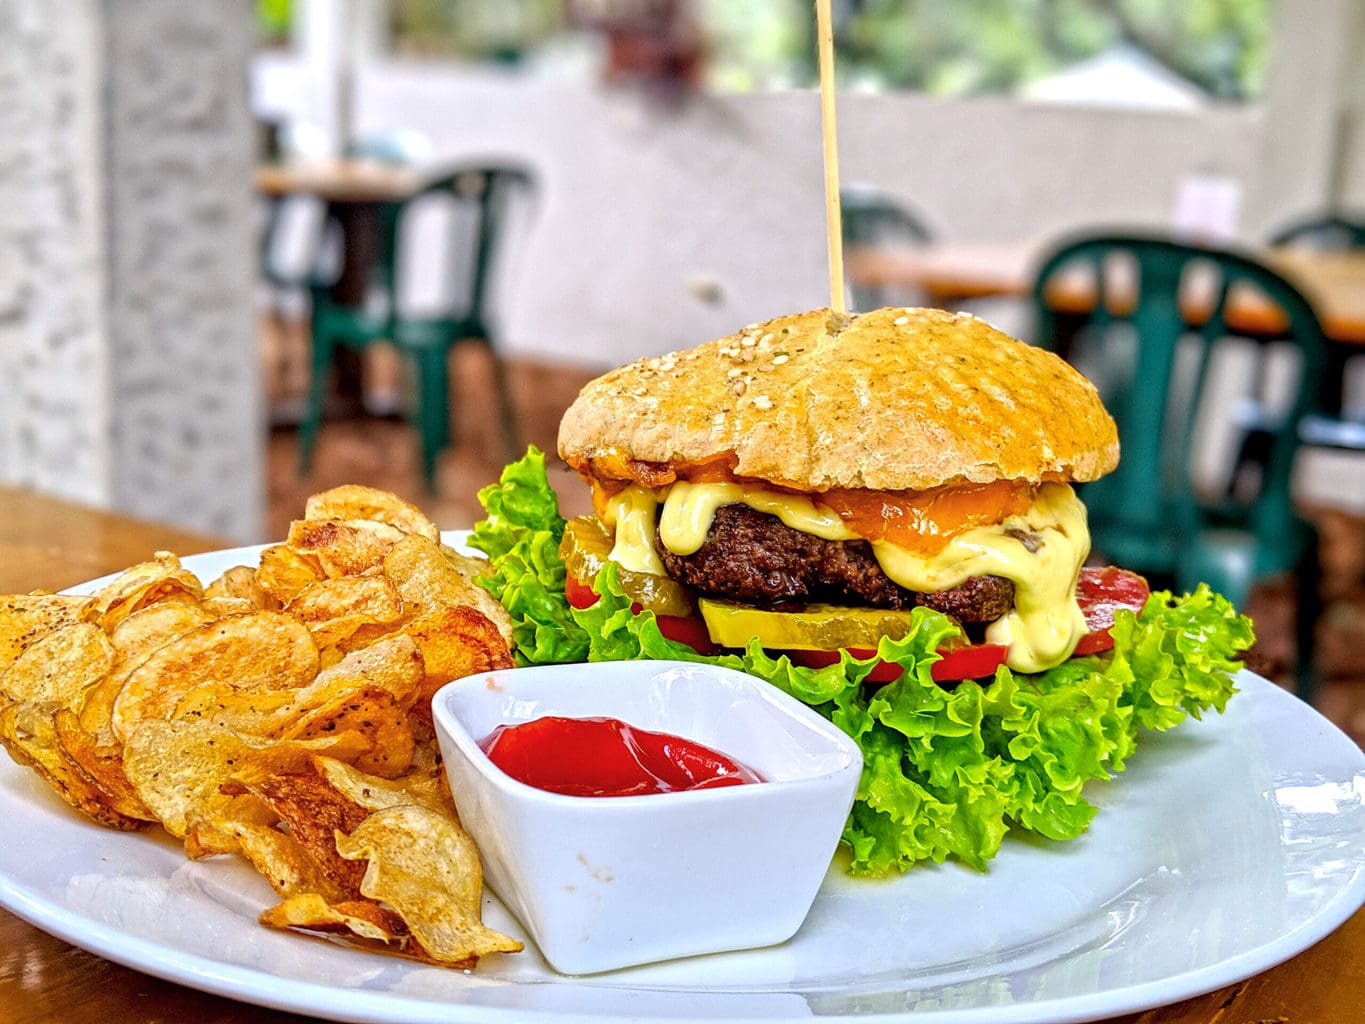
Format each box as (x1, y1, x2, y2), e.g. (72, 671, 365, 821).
(601, 481, 1091, 673)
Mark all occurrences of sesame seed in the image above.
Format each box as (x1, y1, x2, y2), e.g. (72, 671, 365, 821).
(771, 353, 789, 365)
(757, 363, 774, 372)
(894, 315, 910, 326)
(726, 367, 743, 378)
(759, 333, 774, 345)
(731, 379, 747, 396)
(740, 336, 757, 348)
(753, 395, 772, 410)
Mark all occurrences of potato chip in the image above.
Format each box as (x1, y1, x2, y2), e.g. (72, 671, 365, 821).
(438, 548, 515, 647)
(255, 544, 323, 605)
(232, 823, 347, 901)
(108, 599, 212, 664)
(259, 892, 408, 946)
(170, 635, 422, 750)
(110, 612, 319, 742)
(87, 552, 203, 630)
(0, 481, 523, 967)
(399, 607, 514, 720)
(52, 708, 155, 822)
(335, 804, 523, 964)
(203, 565, 269, 608)
(384, 535, 513, 646)
(304, 485, 440, 544)
(0, 701, 149, 831)
(202, 596, 260, 617)
(122, 719, 369, 849)
(288, 518, 406, 578)
(234, 769, 371, 898)
(286, 575, 405, 650)
(0, 622, 116, 709)
(285, 687, 416, 778)
(0, 594, 95, 674)
(313, 755, 454, 819)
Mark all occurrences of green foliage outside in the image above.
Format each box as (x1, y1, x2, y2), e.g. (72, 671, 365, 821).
(256, 0, 293, 45)
(258, 0, 1270, 103)
(703, 0, 1270, 101)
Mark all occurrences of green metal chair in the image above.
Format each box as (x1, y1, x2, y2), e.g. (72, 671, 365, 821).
(1032, 233, 1332, 701)
(1268, 212, 1365, 453)
(1269, 212, 1365, 251)
(840, 185, 932, 311)
(299, 163, 535, 490)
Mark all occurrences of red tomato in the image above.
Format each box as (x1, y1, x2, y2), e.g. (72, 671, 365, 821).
(565, 574, 601, 611)
(1073, 566, 1150, 656)
(787, 648, 907, 683)
(567, 565, 1150, 680)
(788, 643, 1009, 683)
(565, 574, 717, 654)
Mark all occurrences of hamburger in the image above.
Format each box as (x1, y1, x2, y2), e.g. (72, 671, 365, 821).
(555, 306, 1140, 679)
(471, 307, 1253, 875)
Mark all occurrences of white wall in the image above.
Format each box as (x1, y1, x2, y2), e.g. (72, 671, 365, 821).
(1, 1, 263, 541)
(252, 0, 1355, 370)
(333, 64, 1262, 368)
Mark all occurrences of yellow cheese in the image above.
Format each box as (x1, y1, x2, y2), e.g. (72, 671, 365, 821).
(870, 484, 1089, 672)
(657, 481, 857, 555)
(602, 480, 1091, 673)
(601, 486, 667, 575)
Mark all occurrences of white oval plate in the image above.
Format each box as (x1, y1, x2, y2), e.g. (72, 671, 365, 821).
(0, 539, 1361, 1024)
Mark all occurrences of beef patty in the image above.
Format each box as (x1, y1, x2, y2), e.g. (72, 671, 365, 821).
(656, 504, 1015, 621)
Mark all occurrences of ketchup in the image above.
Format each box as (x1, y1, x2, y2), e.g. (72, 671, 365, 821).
(480, 716, 762, 797)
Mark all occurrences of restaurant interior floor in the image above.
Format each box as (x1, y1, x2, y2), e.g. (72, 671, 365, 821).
(262, 318, 1365, 749)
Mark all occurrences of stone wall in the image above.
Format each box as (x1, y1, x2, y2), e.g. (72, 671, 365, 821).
(0, 0, 112, 506)
(0, 0, 263, 542)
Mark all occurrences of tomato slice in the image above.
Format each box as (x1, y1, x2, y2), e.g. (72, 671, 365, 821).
(565, 574, 601, 611)
(1073, 566, 1150, 656)
(931, 642, 1010, 681)
(566, 574, 716, 654)
(568, 565, 1149, 678)
(787, 648, 906, 684)
(789, 643, 1009, 683)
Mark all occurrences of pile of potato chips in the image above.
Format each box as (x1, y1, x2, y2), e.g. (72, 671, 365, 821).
(0, 485, 523, 968)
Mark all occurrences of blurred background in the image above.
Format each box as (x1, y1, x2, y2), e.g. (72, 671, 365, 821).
(2, 0, 1362, 736)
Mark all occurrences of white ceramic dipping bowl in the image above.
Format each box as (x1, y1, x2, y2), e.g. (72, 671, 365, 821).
(432, 660, 862, 975)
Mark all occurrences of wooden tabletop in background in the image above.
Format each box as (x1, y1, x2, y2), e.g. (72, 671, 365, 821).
(0, 485, 1360, 1023)
(254, 159, 423, 205)
(847, 240, 1365, 345)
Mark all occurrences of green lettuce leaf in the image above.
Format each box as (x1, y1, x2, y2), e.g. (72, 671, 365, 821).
(472, 449, 1255, 875)
(468, 448, 589, 665)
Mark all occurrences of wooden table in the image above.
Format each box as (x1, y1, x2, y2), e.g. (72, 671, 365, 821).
(0, 486, 1361, 1023)
(256, 160, 427, 416)
(254, 159, 423, 206)
(847, 240, 1365, 345)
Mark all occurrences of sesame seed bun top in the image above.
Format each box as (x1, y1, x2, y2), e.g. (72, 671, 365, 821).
(557, 306, 1119, 493)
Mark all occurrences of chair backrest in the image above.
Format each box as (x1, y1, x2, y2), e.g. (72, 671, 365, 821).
(344, 129, 433, 166)
(260, 193, 331, 290)
(840, 186, 932, 312)
(1269, 213, 1365, 251)
(1031, 233, 1332, 583)
(387, 164, 536, 334)
(840, 186, 932, 248)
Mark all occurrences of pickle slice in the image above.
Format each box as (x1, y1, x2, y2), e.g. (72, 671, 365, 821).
(559, 516, 695, 618)
(698, 598, 916, 651)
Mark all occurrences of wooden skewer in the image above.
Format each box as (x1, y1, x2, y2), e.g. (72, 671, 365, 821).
(815, 0, 845, 314)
